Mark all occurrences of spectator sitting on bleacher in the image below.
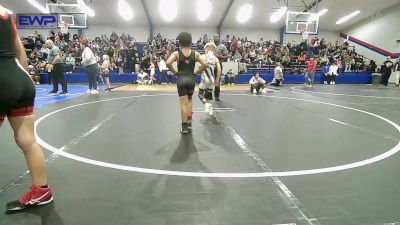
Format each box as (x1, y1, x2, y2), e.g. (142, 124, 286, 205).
(310, 36, 319, 47)
(36, 59, 46, 73)
(231, 50, 242, 62)
(282, 53, 291, 68)
(255, 51, 264, 68)
(249, 72, 266, 94)
(290, 67, 304, 75)
(65, 53, 75, 74)
(343, 40, 349, 50)
(27, 65, 41, 85)
(249, 46, 257, 63)
(350, 57, 356, 72)
(320, 54, 329, 66)
(297, 52, 306, 65)
(19, 29, 372, 80)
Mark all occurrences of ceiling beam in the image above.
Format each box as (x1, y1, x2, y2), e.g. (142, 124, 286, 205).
(141, 0, 154, 39)
(303, 0, 323, 12)
(217, 0, 235, 35)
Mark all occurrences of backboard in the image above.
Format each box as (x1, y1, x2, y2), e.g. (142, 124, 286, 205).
(285, 11, 319, 34)
(47, 3, 87, 29)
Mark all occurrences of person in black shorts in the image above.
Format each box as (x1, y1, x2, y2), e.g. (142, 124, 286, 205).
(46, 39, 68, 95)
(0, 5, 53, 211)
(166, 32, 208, 134)
(213, 34, 229, 101)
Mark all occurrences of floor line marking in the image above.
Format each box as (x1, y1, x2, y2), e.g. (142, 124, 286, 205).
(192, 110, 237, 113)
(0, 94, 146, 195)
(358, 102, 399, 105)
(214, 112, 321, 225)
(290, 87, 400, 100)
(291, 91, 314, 96)
(32, 94, 400, 178)
(263, 95, 400, 142)
(35, 92, 86, 99)
(328, 118, 350, 126)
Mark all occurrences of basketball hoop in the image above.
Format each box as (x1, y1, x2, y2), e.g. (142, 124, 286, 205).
(60, 22, 69, 34)
(301, 28, 309, 40)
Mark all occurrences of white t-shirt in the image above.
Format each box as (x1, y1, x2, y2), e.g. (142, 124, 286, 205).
(274, 66, 283, 79)
(329, 65, 339, 75)
(138, 72, 148, 78)
(158, 60, 167, 71)
(249, 76, 266, 85)
(81, 47, 97, 67)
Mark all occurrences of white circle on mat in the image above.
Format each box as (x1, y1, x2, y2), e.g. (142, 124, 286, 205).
(35, 88, 47, 92)
(35, 94, 400, 178)
(290, 86, 400, 100)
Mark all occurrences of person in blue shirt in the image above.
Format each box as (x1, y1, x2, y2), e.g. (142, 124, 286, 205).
(322, 63, 330, 84)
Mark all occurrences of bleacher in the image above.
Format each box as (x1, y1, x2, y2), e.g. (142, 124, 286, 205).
(45, 41, 372, 85)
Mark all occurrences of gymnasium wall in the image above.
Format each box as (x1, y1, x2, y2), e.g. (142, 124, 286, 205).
(342, 3, 400, 63)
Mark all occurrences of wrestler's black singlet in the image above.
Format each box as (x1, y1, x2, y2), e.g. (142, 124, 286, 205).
(176, 50, 196, 97)
(0, 13, 35, 116)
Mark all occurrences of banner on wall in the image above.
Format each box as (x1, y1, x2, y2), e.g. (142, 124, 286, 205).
(16, 14, 58, 29)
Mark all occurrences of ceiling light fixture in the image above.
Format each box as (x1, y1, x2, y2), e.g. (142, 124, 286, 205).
(307, 8, 328, 23)
(197, 0, 212, 22)
(336, 10, 361, 25)
(237, 3, 253, 23)
(270, 6, 287, 23)
(77, 0, 95, 17)
(159, 0, 178, 22)
(4, 7, 13, 14)
(27, 0, 50, 14)
(118, 0, 133, 21)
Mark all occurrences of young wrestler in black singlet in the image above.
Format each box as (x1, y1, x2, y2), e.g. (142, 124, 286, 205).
(166, 32, 208, 134)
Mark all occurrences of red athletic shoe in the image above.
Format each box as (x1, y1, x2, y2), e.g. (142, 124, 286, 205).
(6, 184, 53, 211)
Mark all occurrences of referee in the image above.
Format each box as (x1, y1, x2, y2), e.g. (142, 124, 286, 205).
(213, 34, 228, 101)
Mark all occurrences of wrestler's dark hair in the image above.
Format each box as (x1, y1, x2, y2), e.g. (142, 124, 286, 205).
(178, 32, 192, 47)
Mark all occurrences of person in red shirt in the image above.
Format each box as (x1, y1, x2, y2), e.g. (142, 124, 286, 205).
(0, 4, 53, 211)
(305, 57, 317, 87)
(297, 52, 306, 65)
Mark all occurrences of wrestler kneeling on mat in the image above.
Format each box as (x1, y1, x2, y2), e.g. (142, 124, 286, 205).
(166, 32, 208, 134)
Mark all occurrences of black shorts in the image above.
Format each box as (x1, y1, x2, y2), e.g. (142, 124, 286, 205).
(0, 58, 36, 119)
(177, 73, 195, 97)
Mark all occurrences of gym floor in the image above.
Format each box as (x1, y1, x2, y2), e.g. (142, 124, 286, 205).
(1, 84, 400, 225)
